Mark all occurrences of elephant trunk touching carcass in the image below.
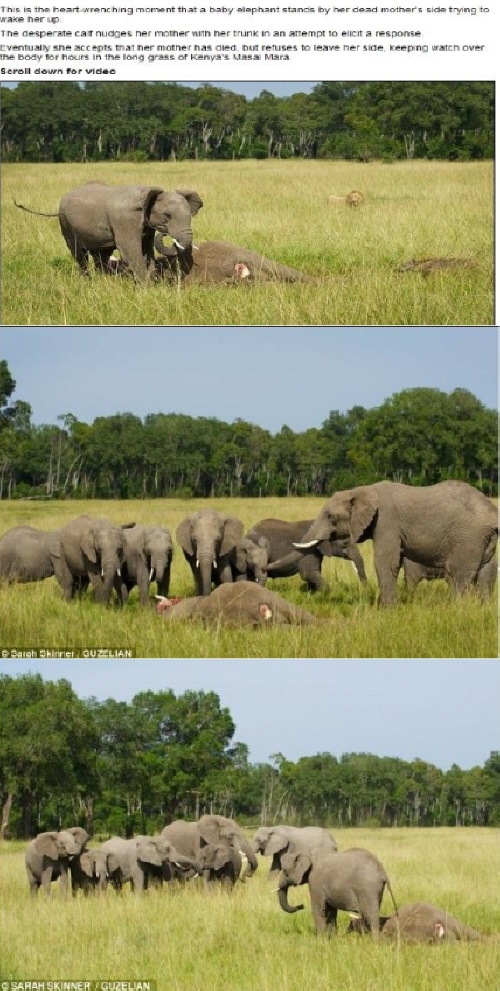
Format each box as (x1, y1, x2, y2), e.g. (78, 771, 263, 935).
(197, 546, 216, 598)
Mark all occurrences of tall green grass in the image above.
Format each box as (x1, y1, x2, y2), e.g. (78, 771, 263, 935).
(1, 829, 499, 990)
(1, 160, 493, 326)
(0, 499, 497, 658)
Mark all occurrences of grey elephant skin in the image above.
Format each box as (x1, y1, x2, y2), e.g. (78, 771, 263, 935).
(228, 536, 270, 585)
(154, 235, 309, 283)
(0, 525, 59, 582)
(25, 827, 89, 897)
(277, 847, 397, 935)
(101, 835, 198, 893)
(176, 509, 244, 596)
(50, 515, 134, 604)
(349, 901, 484, 941)
(196, 842, 243, 886)
(294, 480, 498, 606)
(247, 518, 367, 592)
(69, 848, 108, 895)
(117, 524, 173, 605)
(162, 814, 258, 879)
(253, 825, 338, 874)
(15, 183, 203, 281)
(157, 582, 317, 626)
(403, 556, 497, 600)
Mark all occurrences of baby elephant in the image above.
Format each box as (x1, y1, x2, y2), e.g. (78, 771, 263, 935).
(277, 847, 397, 935)
(156, 581, 317, 626)
(197, 842, 243, 886)
(154, 235, 309, 283)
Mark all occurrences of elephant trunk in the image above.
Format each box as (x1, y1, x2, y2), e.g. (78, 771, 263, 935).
(97, 553, 120, 604)
(150, 554, 166, 584)
(239, 839, 258, 878)
(278, 881, 304, 914)
(266, 549, 306, 573)
(293, 517, 331, 551)
(197, 550, 215, 597)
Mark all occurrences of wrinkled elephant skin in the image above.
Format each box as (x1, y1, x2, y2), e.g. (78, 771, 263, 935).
(157, 581, 317, 626)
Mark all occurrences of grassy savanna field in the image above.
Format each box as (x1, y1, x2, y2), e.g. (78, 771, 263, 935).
(1, 159, 493, 327)
(1, 828, 499, 990)
(0, 498, 497, 658)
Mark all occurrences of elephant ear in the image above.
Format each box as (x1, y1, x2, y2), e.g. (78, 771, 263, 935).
(78, 851, 95, 877)
(176, 518, 194, 557)
(289, 851, 312, 885)
(81, 530, 98, 565)
(257, 537, 271, 554)
(198, 820, 220, 847)
(350, 490, 378, 541)
(137, 839, 163, 867)
(139, 186, 165, 222)
(175, 189, 203, 216)
(67, 826, 89, 850)
(265, 831, 289, 857)
(234, 542, 249, 574)
(220, 517, 244, 556)
(49, 535, 61, 558)
(34, 832, 59, 860)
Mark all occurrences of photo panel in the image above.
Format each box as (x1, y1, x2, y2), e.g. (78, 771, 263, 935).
(0, 323, 497, 659)
(0, 79, 495, 327)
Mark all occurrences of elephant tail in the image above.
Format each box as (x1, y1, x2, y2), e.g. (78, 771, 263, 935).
(385, 877, 398, 915)
(13, 199, 59, 217)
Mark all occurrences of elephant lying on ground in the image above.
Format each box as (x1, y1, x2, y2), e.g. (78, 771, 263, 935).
(153, 235, 310, 283)
(253, 825, 338, 874)
(156, 582, 317, 626)
(161, 814, 258, 879)
(117, 524, 173, 605)
(69, 849, 108, 895)
(246, 518, 367, 591)
(25, 827, 89, 897)
(277, 847, 397, 935)
(347, 902, 484, 941)
(293, 480, 498, 606)
(403, 556, 497, 600)
(0, 525, 59, 582)
(15, 183, 203, 281)
(101, 835, 199, 893)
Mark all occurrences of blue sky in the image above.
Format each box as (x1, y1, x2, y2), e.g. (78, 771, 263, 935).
(0, 657, 497, 770)
(1, 82, 317, 98)
(2, 326, 497, 431)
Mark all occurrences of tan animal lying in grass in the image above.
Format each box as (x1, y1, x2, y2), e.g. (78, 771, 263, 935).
(156, 581, 317, 626)
(328, 190, 364, 207)
(153, 235, 310, 283)
(347, 902, 488, 941)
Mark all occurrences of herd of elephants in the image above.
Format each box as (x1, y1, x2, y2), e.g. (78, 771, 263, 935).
(0, 480, 497, 619)
(24, 817, 493, 942)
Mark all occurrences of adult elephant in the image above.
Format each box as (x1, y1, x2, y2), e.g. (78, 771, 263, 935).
(176, 509, 244, 596)
(156, 582, 317, 626)
(252, 825, 338, 875)
(277, 847, 397, 936)
(196, 842, 243, 886)
(14, 183, 203, 281)
(0, 525, 59, 583)
(154, 235, 309, 283)
(246, 519, 367, 592)
(101, 835, 199, 893)
(403, 555, 497, 600)
(25, 827, 89, 897)
(69, 849, 108, 895)
(293, 481, 498, 606)
(50, 515, 135, 604)
(161, 815, 258, 879)
(117, 524, 173, 605)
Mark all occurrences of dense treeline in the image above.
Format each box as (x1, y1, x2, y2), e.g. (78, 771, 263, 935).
(1, 674, 499, 839)
(0, 81, 494, 163)
(0, 362, 497, 499)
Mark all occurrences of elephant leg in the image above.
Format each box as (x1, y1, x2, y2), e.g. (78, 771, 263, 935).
(59, 865, 69, 897)
(298, 556, 323, 591)
(373, 542, 400, 606)
(91, 248, 114, 272)
(40, 866, 54, 895)
(57, 559, 75, 602)
(113, 226, 149, 281)
(26, 868, 40, 897)
(311, 894, 335, 934)
(446, 555, 480, 595)
(324, 902, 338, 936)
(61, 226, 91, 275)
(477, 559, 497, 600)
(218, 559, 233, 584)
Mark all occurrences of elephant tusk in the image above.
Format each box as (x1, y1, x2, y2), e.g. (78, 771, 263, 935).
(213, 560, 217, 569)
(196, 558, 199, 568)
(293, 539, 320, 550)
(101, 567, 105, 578)
(172, 238, 185, 251)
(149, 568, 154, 581)
(116, 567, 121, 578)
